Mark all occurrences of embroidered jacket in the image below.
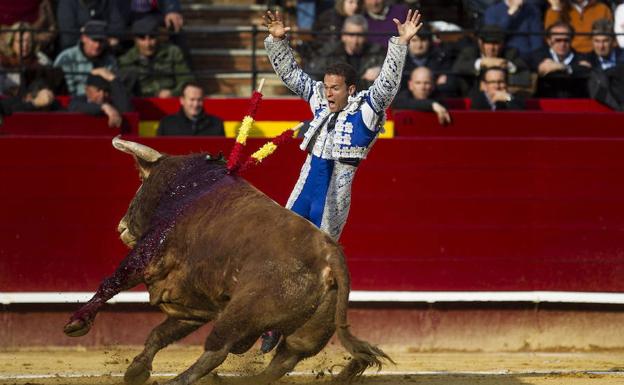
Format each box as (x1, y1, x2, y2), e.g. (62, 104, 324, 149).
(265, 35, 407, 160)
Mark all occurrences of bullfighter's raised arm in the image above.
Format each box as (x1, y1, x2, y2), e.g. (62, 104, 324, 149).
(263, 10, 317, 102)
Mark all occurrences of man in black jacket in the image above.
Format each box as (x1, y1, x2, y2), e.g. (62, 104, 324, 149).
(531, 22, 591, 98)
(157, 82, 224, 136)
(470, 66, 525, 111)
(393, 66, 451, 124)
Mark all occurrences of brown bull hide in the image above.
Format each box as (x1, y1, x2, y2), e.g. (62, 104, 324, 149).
(63, 138, 392, 385)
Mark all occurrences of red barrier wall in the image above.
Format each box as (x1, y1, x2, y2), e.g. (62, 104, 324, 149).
(2, 130, 624, 293)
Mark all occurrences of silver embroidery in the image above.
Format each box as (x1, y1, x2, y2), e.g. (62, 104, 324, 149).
(286, 154, 313, 210)
(320, 162, 357, 240)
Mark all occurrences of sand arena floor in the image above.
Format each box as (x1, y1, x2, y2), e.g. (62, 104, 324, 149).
(1, 346, 623, 385)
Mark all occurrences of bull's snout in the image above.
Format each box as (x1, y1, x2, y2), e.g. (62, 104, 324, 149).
(118, 218, 137, 248)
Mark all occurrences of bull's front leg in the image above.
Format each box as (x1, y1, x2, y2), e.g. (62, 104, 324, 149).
(125, 317, 204, 385)
(63, 249, 146, 337)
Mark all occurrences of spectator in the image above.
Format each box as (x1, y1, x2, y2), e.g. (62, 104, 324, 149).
(0, 22, 62, 96)
(403, 23, 456, 96)
(68, 70, 132, 128)
(53, 20, 117, 96)
(305, 14, 384, 89)
(0, 79, 61, 116)
(56, 0, 125, 51)
(531, 21, 591, 97)
(313, 0, 362, 46)
(544, 0, 613, 53)
(452, 25, 530, 95)
(393, 66, 451, 125)
(157, 82, 224, 136)
(0, 1, 57, 55)
(118, 17, 194, 98)
(483, 0, 545, 60)
(471, 66, 526, 110)
(583, 19, 624, 70)
(118, 0, 184, 32)
(616, 1, 624, 48)
(362, 0, 409, 47)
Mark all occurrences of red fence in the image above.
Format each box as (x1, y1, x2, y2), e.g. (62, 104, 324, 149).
(2, 123, 624, 293)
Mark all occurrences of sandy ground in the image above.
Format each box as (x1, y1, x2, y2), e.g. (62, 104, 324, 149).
(1, 346, 624, 385)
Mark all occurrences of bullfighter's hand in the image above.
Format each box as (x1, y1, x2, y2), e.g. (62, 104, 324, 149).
(102, 103, 122, 128)
(264, 10, 291, 41)
(394, 9, 423, 45)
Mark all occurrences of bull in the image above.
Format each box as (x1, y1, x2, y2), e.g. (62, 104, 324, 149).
(63, 137, 392, 385)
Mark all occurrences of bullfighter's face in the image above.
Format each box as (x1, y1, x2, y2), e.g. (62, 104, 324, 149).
(323, 74, 356, 113)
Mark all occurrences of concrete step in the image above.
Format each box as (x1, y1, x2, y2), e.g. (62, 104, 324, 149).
(191, 48, 273, 71)
(185, 26, 267, 49)
(198, 73, 294, 97)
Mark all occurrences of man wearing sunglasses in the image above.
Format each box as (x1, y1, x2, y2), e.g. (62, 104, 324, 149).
(531, 21, 591, 97)
(118, 16, 193, 98)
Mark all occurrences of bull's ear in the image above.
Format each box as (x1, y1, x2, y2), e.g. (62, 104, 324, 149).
(112, 137, 163, 179)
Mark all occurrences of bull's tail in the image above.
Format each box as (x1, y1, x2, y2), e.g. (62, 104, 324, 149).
(328, 246, 395, 381)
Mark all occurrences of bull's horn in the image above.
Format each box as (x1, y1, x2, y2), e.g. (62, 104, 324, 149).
(112, 136, 162, 162)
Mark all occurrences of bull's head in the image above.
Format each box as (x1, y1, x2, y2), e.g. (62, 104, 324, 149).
(113, 137, 164, 248)
(112, 137, 228, 249)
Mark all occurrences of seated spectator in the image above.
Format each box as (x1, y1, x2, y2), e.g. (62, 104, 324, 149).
(68, 70, 132, 128)
(531, 21, 591, 97)
(471, 66, 526, 110)
(452, 25, 530, 95)
(0, 22, 51, 96)
(313, 0, 362, 46)
(403, 23, 456, 96)
(544, 0, 613, 54)
(56, 0, 125, 51)
(157, 82, 224, 136)
(616, 1, 624, 48)
(393, 66, 451, 125)
(483, 0, 545, 60)
(305, 14, 384, 90)
(118, 0, 184, 33)
(119, 17, 194, 98)
(53, 20, 117, 96)
(0, 1, 57, 55)
(0, 79, 61, 117)
(582, 19, 624, 70)
(362, 0, 409, 47)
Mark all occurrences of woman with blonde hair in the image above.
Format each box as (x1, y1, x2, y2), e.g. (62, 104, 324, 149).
(0, 22, 51, 95)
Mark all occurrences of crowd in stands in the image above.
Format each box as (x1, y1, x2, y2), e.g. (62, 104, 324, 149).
(0, 0, 623, 135)
(295, 0, 624, 117)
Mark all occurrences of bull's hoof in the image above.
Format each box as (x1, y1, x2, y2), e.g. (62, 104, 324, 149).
(63, 319, 92, 337)
(124, 360, 151, 385)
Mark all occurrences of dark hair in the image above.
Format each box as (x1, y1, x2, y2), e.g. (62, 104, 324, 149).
(546, 21, 575, 39)
(180, 81, 205, 96)
(415, 23, 432, 42)
(479, 66, 508, 82)
(324, 62, 358, 87)
(591, 18, 614, 36)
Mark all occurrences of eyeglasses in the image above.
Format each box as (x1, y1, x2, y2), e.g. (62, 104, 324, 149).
(484, 80, 506, 85)
(551, 37, 571, 43)
(137, 34, 156, 40)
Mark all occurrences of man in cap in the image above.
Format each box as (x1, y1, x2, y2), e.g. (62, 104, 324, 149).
(118, 16, 194, 98)
(157, 81, 224, 136)
(452, 24, 529, 95)
(68, 68, 132, 128)
(53, 20, 118, 95)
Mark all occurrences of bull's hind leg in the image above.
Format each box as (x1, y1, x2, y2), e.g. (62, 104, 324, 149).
(124, 317, 204, 385)
(238, 290, 338, 385)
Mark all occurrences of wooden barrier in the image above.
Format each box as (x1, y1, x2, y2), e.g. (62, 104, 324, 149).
(1, 133, 624, 293)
